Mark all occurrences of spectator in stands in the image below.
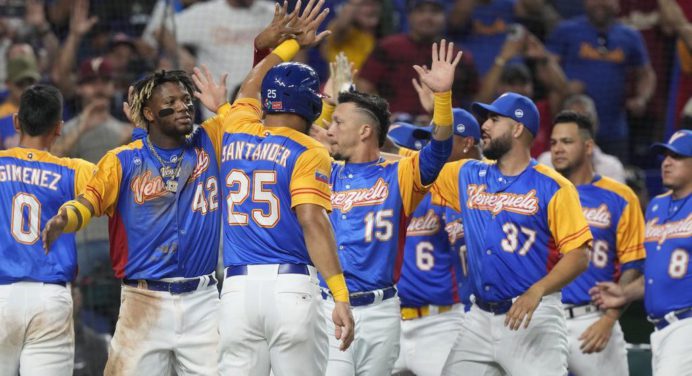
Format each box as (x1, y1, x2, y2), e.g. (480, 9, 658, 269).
(546, 0, 656, 163)
(320, 0, 383, 70)
(358, 0, 478, 118)
(658, 0, 692, 132)
(475, 28, 573, 156)
(51, 57, 132, 277)
(538, 94, 627, 183)
(447, 0, 560, 75)
(159, 0, 274, 118)
(141, 0, 200, 51)
(0, 55, 40, 118)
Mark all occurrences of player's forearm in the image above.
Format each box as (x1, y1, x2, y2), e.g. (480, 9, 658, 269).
(633, 66, 656, 104)
(621, 275, 645, 304)
(532, 246, 589, 297)
(238, 40, 299, 101)
(61, 196, 96, 233)
(606, 268, 642, 319)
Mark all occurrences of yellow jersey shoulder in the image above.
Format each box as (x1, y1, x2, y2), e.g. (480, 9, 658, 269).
(593, 176, 639, 203)
(110, 139, 144, 156)
(0, 148, 94, 171)
(534, 163, 574, 189)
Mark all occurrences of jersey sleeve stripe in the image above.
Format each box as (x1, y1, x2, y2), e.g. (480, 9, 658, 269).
(556, 226, 590, 249)
(86, 186, 104, 214)
(291, 188, 331, 200)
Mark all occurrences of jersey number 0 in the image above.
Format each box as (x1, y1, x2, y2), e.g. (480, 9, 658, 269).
(11, 193, 41, 245)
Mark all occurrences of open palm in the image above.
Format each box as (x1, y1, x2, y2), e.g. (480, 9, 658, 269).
(412, 39, 463, 93)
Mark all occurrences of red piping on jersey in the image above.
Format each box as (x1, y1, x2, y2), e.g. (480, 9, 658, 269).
(109, 211, 129, 279)
(86, 186, 104, 214)
(449, 264, 460, 303)
(291, 188, 331, 201)
(556, 226, 590, 250)
(546, 237, 560, 272)
(393, 207, 408, 283)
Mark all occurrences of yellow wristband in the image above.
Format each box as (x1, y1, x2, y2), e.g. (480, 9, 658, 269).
(314, 100, 335, 128)
(326, 273, 350, 303)
(432, 91, 453, 127)
(272, 39, 300, 62)
(62, 205, 80, 233)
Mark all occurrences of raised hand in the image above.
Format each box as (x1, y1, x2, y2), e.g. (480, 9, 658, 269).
(192, 64, 229, 113)
(293, 0, 331, 48)
(324, 52, 356, 105)
(254, 0, 301, 50)
(412, 77, 434, 114)
(412, 39, 463, 93)
(42, 209, 68, 254)
(69, 0, 98, 37)
(123, 86, 144, 128)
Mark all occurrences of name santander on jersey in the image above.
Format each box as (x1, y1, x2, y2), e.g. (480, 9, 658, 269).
(643, 192, 692, 318)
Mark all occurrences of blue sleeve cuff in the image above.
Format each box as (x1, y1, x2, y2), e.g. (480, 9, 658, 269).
(621, 260, 645, 273)
(419, 136, 453, 186)
(132, 127, 147, 141)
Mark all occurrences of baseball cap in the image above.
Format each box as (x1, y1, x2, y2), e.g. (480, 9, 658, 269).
(6, 56, 40, 84)
(453, 108, 480, 142)
(408, 0, 445, 12)
(78, 57, 113, 84)
(109, 33, 137, 51)
(471, 92, 540, 137)
(651, 130, 692, 157)
(387, 122, 432, 151)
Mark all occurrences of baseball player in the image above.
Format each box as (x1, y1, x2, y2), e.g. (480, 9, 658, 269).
(550, 111, 645, 376)
(314, 40, 460, 375)
(42, 70, 222, 375)
(431, 92, 593, 375)
(591, 130, 692, 375)
(0, 85, 94, 376)
(390, 109, 481, 376)
(193, 1, 356, 374)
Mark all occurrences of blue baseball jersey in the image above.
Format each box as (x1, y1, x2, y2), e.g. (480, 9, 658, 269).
(433, 159, 593, 302)
(82, 124, 221, 280)
(546, 16, 649, 142)
(0, 148, 94, 284)
(323, 151, 429, 293)
(562, 175, 646, 305)
(643, 191, 692, 318)
(397, 191, 471, 307)
(212, 99, 332, 267)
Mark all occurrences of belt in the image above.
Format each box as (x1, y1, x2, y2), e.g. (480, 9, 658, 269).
(475, 297, 513, 315)
(564, 303, 599, 319)
(224, 264, 310, 278)
(0, 280, 66, 287)
(648, 308, 692, 330)
(123, 275, 217, 295)
(401, 305, 454, 320)
(322, 286, 397, 307)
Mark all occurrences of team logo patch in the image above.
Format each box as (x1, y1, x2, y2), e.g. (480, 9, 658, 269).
(315, 170, 329, 184)
(332, 178, 390, 213)
(582, 204, 612, 228)
(271, 101, 283, 110)
(514, 109, 524, 118)
(456, 123, 466, 134)
(133, 157, 141, 166)
(131, 170, 167, 204)
(479, 170, 487, 177)
(414, 140, 423, 150)
(466, 184, 539, 215)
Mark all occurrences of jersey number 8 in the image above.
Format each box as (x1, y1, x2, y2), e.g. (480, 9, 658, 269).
(669, 249, 689, 279)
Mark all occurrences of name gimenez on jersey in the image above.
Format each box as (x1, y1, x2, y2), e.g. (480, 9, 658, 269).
(221, 140, 291, 167)
(645, 214, 692, 243)
(0, 164, 61, 190)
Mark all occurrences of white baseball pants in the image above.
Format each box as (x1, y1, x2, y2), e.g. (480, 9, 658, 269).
(393, 305, 465, 376)
(323, 296, 401, 376)
(443, 293, 569, 376)
(0, 282, 74, 376)
(651, 316, 692, 375)
(104, 282, 219, 376)
(565, 311, 628, 376)
(218, 264, 327, 376)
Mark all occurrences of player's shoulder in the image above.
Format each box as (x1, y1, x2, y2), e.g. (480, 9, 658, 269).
(649, 191, 674, 206)
(592, 175, 639, 203)
(533, 162, 574, 189)
(110, 140, 144, 156)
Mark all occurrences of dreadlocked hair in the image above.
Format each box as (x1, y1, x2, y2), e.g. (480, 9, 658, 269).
(129, 70, 195, 128)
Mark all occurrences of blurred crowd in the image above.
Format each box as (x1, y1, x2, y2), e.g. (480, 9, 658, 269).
(0, 0, 690, 373)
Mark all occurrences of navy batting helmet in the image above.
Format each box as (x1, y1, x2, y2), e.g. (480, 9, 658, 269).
(261, 62, 322, 124)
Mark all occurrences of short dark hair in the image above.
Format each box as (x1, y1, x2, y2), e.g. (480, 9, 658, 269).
(553, 110, 594, 139)
(18, 84, 63, 136)
(338, 91, 391, 147)
(500, 63, 532, 86)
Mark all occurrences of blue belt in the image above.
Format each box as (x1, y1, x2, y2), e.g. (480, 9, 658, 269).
(123, 275, 217, 295)
(322, 286, 397, 307)
(224, 264, 310, 278)
(648, 308, 692, 330)
(475, 297, 513, 315)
